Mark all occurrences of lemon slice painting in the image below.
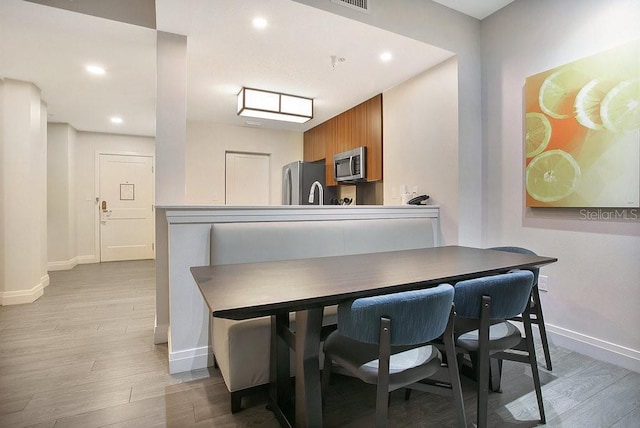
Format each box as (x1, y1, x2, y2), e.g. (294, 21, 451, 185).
(600, 78, 640, 133)
(574, 79, 617, 130)
(539, 68, 591, 119)
(524, 39, 639, 208)
(526, 150, 581, 203)
(525, 113, 552, 157)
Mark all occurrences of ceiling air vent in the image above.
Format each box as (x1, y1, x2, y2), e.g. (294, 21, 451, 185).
(331, 0, 371, 14)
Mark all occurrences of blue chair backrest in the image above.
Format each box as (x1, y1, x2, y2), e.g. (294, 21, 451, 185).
(454, 270, 534, 320)
(490, 246, 539, 285)
(336, 284, 454, 346)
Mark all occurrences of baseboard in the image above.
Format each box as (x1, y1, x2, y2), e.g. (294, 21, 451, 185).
(0, 278, 45, 305)
(78, 255, 98, 264)
(546, 324, 640, 373)
(48, 255, 98, 271)
(48, 257, 79, 271)
(41, 274, 50, 288)
(168, 345, 214, 374)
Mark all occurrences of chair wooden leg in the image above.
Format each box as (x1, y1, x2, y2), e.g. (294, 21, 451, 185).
(523, 308, 546, 424)
(476, 296, 491, 428)
(375, 385, 389, 428)
(489, 358, 503, 392)
(466, 351, 479, 380)
(375, 317, 392, 428)
(443, 306, 467, 428)
(321, 353, 332, 408)
(532, 285, 552, 370)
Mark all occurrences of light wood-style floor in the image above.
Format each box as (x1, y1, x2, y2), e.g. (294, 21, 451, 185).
(1, 260, 638, 427)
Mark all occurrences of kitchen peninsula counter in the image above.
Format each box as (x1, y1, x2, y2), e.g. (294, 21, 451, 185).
(155, 205, 440, 373)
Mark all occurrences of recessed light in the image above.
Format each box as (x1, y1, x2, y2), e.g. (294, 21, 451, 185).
(110, 116, 123, 124)
(86, 64, 106, 75)
(380, 52, 393, 62)
(252, 17, 268, 29)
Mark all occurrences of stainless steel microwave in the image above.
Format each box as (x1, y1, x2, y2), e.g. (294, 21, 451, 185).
(334, 147, 366, 183)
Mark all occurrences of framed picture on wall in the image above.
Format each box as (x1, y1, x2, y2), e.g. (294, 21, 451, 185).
(524, 39, 639, 208)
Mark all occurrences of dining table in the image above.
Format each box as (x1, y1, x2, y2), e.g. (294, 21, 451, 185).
(190, 245, 557, 427)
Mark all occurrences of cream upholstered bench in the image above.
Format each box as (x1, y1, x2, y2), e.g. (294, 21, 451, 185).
(209, 217, 437, 412)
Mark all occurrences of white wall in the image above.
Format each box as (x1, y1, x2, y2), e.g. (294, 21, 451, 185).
(293, 0, 483, 245)
(186, 121, 303, 205)
(47, 123, 77, 268)
(74, 131, 155, 264)
(0, 80, 4, 292)
(482, 0, 640, 371)
(383, 58, 459, 244)
(47, 126, 154, 268)
(0, 79, 48, 305)
(156, 31, 186, 205)
(47, 123, 156, 270)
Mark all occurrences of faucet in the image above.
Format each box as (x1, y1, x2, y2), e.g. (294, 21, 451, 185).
(308, 181, 324, 206)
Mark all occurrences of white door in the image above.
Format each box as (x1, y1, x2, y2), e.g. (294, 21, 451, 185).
(225, 152, 270, 205)
(99, 154, 155, 262)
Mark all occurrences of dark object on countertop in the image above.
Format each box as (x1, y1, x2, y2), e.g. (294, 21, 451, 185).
(330, 197, 353, 205)
(408, 194, 430, 205)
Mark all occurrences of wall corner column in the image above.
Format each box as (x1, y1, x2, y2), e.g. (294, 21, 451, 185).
(0, 79, 48, 305)
(155, 31, 188, 343)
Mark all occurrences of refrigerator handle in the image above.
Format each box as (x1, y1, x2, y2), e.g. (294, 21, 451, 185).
(284, 167, 292, 205)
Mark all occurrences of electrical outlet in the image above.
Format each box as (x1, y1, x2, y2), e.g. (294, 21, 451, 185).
(538, 274, 549, 292)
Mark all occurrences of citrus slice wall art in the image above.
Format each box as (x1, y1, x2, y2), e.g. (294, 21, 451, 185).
(524, 39, 640, 208)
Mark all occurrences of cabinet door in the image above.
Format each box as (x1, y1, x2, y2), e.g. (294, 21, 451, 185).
(366, 94, 383, 181)
(303, 127, 315, 161)
(324, 118, 337, 186)
(303, 126, 324, 161)
(352, 100, 367, 150)
(304, 120, 337, 185)
(335, 108, 354, 154)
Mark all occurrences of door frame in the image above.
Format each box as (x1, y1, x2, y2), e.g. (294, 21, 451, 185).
(94, 150, 155, 262)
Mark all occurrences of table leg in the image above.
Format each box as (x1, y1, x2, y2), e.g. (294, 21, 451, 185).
(270, 313, 292, 424)
(294, 308, 324, 428)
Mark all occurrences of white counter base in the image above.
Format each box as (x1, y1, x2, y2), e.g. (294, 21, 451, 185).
(155, 205, 440, 374)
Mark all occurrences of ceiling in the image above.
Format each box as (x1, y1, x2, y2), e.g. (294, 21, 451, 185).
(0, 0, 512, 137)
(0, 0, 157, 136)
(432, 0, 514, 20)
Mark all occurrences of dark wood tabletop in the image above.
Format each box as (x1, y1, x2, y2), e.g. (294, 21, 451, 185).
(190, 245, 557, 320)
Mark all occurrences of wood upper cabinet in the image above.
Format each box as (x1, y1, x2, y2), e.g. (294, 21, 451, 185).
(335, 108, 354, 154)
(323, 119, 337, 186)
(303, 125, 322, 162)
(304, 94, 382, 184)
(304, 116, 337, 185)
(365, 94, 382, 181)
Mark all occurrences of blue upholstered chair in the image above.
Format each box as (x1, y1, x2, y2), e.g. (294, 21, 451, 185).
(454, 270, 545, 428)
(490, 246, 552, 370)
(322, 284, 466, 428)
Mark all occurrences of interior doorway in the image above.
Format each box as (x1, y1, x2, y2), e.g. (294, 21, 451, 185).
(225, 152, 270, 205)
(98, 153, 155, 262)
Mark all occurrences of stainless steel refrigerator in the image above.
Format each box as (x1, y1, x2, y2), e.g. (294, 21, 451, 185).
(282, 160, 325, 205)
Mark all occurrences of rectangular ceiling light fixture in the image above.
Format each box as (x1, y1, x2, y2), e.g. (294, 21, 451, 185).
(237, 87, 313, 123)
